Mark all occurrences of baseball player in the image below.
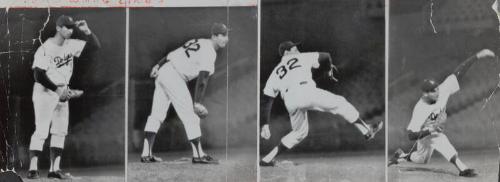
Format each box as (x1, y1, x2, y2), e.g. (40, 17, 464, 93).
(259, 41, 384, 166)
(140, 23, 229, 165)
(27, 15, 101, 179)
(387, 49, 496, 177)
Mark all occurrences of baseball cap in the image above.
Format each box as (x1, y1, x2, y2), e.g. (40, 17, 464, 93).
(279, 41, 300, 56)
(421, 79, 439, 92)
(56, 15, 76, 28)
(211, 23, 230, 36)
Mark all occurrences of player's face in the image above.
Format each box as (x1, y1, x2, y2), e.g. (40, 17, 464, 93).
(423, 88, 439, 103)
(57, 26, 74, 39)
(214, 34, 229, 48)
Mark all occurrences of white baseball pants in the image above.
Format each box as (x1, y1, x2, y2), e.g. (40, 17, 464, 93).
(280, 84, 360, 148)
(409, 132, 458, 163)
(143, 63, 201, 140)
(29, 83, 68, 151)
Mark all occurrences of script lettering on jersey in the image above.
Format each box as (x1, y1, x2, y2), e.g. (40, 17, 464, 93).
(426, 107, 446, 123)
(428, 113, 438, 121)
(53, 53, 75, 68)
(276, 58, 302, 79)
(182, 39, 200, 58)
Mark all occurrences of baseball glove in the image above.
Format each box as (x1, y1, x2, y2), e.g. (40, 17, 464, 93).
(194, 102, 208, 118)
(56, 86, 84, 102)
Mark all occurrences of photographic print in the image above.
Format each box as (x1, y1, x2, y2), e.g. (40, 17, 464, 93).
(388, 0, 500, 181)
(0, 8, 126, 181)
(259, 0, 385, 181)
(127, 5, 258, 182)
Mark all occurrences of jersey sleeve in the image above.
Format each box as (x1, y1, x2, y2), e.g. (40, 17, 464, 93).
(406, 102, 428, 132)
(263, 73, 279, 98)
(308, 52, 320, 69)
(439, 74, 460, 96)
(198, 42, 216, 75)
(68, 39, 87, 58)
(32, 46, 51, 70)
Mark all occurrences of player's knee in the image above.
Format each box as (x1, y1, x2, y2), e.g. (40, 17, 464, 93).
(50, 134, 66, 149)
(144, 116, 162, 133)
(298, 128, 309, 141)
(148, 111, 167, 123)
(411, 155, 430, 164)
(183, 112, 200, 124)
(185, 126, 202, 140)
(50, 127, 68, 136)
(292, 126, 309, 143)
(32, 128, 50, 140)
(334, 97, 359, 121)
(340, 106, 360, 123)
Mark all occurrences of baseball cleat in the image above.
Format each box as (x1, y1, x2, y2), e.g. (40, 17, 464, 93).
(459, 169, 478, 177)
(140, 155, 163, 163)
(388, 148, 404, 166)
(365, 121, 384, 140)
(26, 170, 39, 179)
(47, 170, 72, 179)
(259, 159, 276, 167)
(192, 155, 219, 164)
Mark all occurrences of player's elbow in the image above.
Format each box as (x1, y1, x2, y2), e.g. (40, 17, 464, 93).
(317, 52, 333, 71)
(33, 67, 45, 82)
(407, 131, 419, 141)
(197, 71, 210, 83)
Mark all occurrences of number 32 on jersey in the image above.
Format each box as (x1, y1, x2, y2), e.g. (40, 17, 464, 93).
(276, 58, 301, 79)
(182, 39, 200, 58)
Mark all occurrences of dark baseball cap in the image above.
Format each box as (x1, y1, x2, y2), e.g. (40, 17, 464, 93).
(279, 41, 300, 56)
(421, 79, 439, 92)
(211, 23, 230, 36)
(56, 15, 76, 28)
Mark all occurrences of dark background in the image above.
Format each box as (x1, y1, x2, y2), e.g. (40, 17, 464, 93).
(389, 0, 500, 152)
(0, 8, 125, 169)
(260, 0, 385, 153)
(128, 7, 257, 153)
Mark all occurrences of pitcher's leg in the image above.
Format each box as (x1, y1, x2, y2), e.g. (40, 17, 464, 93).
(261, 109, 308, 165)
(432, 133, 476, 176)
(309, 88, 382, 140)
(158, 70, 214, 163)
(49, 102, 69, 172)
(141, 81, 171, 162)
(28, 94, 58, 172)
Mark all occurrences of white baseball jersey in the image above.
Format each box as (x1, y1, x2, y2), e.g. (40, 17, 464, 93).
(168, 38, 217, 81)
(32, 38, 86, 85)
(263, 52, 320, 98)
(407, 75, 460, 132)
(263, 52, 361, 149)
